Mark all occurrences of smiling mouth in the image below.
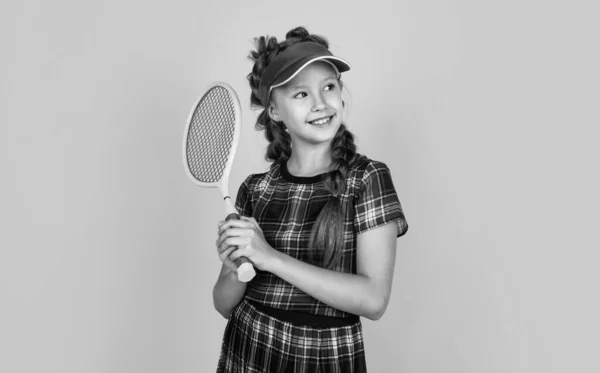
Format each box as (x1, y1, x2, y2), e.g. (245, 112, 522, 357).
(308, 115, 334, 126)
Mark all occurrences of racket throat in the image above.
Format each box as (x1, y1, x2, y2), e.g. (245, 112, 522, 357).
(223, 194, 238, 217)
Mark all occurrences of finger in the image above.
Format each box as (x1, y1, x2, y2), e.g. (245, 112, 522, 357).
(219, 246, 237, 262)
(218, 244, 240, 257)
(216, 228, 254, 247)
(216, 228, 239, 247)
(219, 219, 253, 233)
(229, 246, 250, 262)
(218, 237, 249, 254)
(218, 225, 254, 240)
(240, 216, 261, 230)
(216, 221, 224, 237)
(222, 228, 254, 238)
(218, 245, 236, 259)
(216, 236, 242, 252)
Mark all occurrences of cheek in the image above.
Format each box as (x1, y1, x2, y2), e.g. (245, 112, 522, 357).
(326, 92, 343, 108)
(287, 104, 309, 120)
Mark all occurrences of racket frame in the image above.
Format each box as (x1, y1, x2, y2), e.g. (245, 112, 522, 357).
(182, 81, 255, 282)
(182, 81, 241, 205)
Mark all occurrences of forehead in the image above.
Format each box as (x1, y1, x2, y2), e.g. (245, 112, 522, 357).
(281, 61, 338, 89)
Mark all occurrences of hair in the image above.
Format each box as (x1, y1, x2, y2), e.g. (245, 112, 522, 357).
(247, 26, 358, 269)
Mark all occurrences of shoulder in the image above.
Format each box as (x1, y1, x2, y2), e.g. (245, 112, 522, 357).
(239, 163, 281, 193)
(349, 154, 394, 184)
(235, 167, 274, 212)
(349, 154, 408, 237)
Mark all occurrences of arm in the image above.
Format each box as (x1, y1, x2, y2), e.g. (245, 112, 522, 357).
(224, 218, 399, 321)
(213, 175, 254, 319)
(268, 222, 398, 320)
(212, 263, 247, 319)
(220, 161, 406, 320)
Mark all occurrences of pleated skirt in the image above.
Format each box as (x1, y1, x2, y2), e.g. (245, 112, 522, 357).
(216, 298, 367, 373)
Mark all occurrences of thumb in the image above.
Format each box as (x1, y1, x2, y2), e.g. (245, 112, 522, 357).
(229, 245, 249, 262)
(240, 216, 260, 230)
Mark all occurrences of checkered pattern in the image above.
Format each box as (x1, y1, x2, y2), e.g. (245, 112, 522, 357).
(235, 154, 408, 318)
(217, 298, 367, 373)
(185, 86, 236, 183)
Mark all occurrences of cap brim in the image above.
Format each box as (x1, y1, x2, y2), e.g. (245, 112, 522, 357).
(270, 56, 351, 90)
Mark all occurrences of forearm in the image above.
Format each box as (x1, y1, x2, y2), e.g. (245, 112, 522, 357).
(267, 252, 387, 320)
(212, 265, 247, 319)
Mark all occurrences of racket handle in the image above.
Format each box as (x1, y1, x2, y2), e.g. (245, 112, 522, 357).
(235, 258, 256, 282)
(225, 212, 256, 283)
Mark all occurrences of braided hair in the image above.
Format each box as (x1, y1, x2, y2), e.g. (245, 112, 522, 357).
(247, 26, 358, 269)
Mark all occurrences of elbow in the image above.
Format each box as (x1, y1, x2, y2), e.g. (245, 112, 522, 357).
(365, 307, 385, 321)
(363, 294, 390, 321)
(214, 303, 233, 319)
(213, 301, 233, 319)
(212, 296, 232, 320)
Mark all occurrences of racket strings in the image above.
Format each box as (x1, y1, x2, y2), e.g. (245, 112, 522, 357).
(186, 87, 236, 183)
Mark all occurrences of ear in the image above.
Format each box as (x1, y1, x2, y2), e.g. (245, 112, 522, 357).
(268, 105, 281, 122)
(341, 99, 348, 123)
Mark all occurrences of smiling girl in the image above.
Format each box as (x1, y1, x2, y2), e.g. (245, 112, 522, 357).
(213, 26, 409, 372)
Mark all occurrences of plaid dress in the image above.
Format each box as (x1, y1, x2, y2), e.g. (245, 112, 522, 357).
(217, 154, 408, 372)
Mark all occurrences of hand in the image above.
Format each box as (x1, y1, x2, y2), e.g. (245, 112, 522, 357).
(215, 221, 240, 275)
(216, 216, 278, 272)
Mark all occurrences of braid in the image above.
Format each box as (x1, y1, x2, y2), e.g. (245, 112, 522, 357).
(328, 124, 357, 195)
(308, 124, 358, 269)
(259, 109, 292, 165)
(247, 26, 358, 269)
(247, 35, 280, 110)
(247, 26, 330, 167)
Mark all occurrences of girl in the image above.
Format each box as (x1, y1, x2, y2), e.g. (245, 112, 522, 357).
(213, 26, 408, 373)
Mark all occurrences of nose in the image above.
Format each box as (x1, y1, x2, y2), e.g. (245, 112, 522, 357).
(311, 92, 327, 112)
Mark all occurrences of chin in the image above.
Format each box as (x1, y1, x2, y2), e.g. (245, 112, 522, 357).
(311, 125, 341, 144)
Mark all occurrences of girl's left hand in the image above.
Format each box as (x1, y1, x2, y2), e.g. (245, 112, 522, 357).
(216, 216, 279, 272)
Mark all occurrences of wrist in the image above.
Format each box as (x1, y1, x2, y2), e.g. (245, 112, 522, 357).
(221, 266, 238, 281)
(265, 248, 284, 274)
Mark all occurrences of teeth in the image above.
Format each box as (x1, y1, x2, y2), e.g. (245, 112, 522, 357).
(311, 116, 330, 125)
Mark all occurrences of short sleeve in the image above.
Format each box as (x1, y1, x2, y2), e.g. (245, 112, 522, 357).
(353, 161, 409, 237)
(234, 174, 254, 217)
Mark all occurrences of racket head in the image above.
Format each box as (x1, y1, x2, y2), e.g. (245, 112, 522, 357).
(182, 82, 242, 189)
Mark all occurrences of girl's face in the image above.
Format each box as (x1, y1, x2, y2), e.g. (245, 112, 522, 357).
(269, 61, 344, 148)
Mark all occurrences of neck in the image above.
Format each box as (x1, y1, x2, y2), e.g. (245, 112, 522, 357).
(286, 142, 332, 177)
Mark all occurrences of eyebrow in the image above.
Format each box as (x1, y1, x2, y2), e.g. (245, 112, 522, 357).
(285, 76, 337, 91)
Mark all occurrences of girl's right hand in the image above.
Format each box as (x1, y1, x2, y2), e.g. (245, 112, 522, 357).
(216, 220, 239, 274)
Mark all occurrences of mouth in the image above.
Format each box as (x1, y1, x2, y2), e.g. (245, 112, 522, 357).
(308, 114, 335, 126)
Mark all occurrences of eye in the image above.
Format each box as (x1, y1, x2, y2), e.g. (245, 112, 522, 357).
(293, 92, 307, 99)
(324, 83, 337, 91)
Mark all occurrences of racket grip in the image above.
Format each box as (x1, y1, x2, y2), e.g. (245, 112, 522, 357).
(225, 213, 256, 283)
(235, 257, 256, 283)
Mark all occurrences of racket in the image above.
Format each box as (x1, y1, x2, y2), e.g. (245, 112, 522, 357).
(182, 82, 256, 282)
